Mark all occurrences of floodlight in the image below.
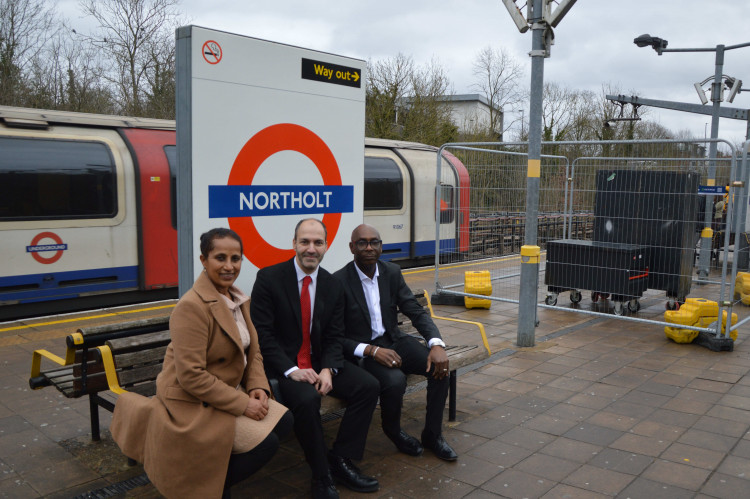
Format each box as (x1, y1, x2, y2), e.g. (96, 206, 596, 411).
(502, 0, 529, 33)
(726, 77, 742, 103)
(634, 34, 668, 54)
(548, 0, 577, 28)
(694, 82, 709, 105)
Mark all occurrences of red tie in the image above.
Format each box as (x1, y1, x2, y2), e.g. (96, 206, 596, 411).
(297, 275, 312, 369)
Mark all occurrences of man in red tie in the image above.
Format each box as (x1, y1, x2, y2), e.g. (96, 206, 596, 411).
(251, 219, 380, 499)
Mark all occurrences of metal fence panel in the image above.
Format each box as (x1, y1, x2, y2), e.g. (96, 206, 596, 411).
(435, 139, 747, 338)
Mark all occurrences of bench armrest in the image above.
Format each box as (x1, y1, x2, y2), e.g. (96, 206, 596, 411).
(29, 347, 77, 387)
(424, 291, 492, 355)
(94, 345, 127, 395)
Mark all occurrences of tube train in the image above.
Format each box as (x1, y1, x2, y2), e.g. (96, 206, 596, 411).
(0, 106, 469, 317)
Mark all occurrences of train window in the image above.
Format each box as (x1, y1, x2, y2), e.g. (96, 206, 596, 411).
(0, 137, 117, 221)
(164, 145, 177, 229)
(438, 185, 454, 224)
(364, 157, 403, 210)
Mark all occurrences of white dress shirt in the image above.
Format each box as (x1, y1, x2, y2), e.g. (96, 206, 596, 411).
(353, 263, 445, 358)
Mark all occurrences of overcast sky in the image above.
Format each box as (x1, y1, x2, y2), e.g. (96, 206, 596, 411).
(62, 0, 750, 145)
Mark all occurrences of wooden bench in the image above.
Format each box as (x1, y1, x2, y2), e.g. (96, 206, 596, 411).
(29, 290, 490, 441)
(28, 316, 171, 440)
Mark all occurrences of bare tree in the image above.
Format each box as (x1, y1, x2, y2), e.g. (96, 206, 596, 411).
(79, 0, 181, 117)
(471, 46, 524, 139)
(541, 81, 579, 142)
(0, 0, 59, 105)
(366, 53, 414, 139)
(402, 57, 457, 146)
(365, 54, 457, 146)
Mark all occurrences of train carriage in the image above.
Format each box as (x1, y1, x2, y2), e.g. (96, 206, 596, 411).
(0, 106, 469, 316)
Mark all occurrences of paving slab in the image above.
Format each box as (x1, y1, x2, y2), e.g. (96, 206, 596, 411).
(0, 272, 748, 498)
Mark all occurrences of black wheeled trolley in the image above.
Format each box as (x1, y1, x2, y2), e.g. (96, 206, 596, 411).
(544, 239, 650, 315)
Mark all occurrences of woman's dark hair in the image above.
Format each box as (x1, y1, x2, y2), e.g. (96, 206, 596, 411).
(200, 228, 243, 258)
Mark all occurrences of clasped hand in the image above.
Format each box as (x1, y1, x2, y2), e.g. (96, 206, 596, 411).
(244, 388, 269, 420)
(289, 367, 333, 396)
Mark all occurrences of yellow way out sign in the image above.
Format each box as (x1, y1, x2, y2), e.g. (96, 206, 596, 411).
(301, 58, 361, 88)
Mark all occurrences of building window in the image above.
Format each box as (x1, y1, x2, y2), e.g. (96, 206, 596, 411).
(364, 156, 403, 210)
(0, 137, 117, 221)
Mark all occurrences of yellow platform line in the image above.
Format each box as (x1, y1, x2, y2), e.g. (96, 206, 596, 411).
(0, 304, 175, 333)
(403, 254, 524, 275)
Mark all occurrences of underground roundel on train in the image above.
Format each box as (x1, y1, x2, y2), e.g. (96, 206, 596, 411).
(207, 123, 354, 269)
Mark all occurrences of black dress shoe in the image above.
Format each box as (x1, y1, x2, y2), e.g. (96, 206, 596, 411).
(328, 453, 379, 493)
(421, 431, 458, 461)
(385, 430, 423, 456)
(311, 472, 339, 499)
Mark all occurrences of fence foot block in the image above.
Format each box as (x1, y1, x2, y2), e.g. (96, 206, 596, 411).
(694, 332, 734, 352)
(431, 293, 465, 306)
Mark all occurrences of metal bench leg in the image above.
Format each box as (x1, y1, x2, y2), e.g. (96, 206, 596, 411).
(449, 370, 457, 422)
(89, 395, 101, 441)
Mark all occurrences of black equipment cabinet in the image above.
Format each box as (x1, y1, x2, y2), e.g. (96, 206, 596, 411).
(545, 239, 649, 300)
(592, 169, 700, 301)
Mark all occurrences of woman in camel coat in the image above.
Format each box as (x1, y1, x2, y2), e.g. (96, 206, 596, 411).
(111, 228, 291, 498)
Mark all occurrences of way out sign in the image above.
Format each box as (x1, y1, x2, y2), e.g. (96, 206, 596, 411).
(176, 26, 365, 294)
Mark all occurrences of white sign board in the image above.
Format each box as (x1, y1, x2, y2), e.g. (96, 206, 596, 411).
(176, 26, 365, 294)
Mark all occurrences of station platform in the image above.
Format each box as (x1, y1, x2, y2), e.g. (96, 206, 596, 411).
(1, 272, 750, 498)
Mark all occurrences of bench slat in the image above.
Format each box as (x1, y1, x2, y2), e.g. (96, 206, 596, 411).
(117, 364, 163, 387)
(107, 331, 170, 352)
(113, 346, 168, 369)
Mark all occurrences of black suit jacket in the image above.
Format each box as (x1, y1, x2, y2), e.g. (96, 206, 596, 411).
(334, 260, 442, 359)
(251, 258, 345, 378)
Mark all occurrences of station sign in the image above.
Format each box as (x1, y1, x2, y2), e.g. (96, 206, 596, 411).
(176, 26, 365, 294)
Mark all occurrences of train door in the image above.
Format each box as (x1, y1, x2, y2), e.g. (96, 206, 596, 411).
(119, 128, 178, 290)
(396, 147, 460, 259)
(363, 147, 412, 260)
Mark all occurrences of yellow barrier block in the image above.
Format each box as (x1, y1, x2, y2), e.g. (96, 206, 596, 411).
(664, 297, 739, 342)
(734, 272, 750, 305)
(664, 326, 700, 344)
(664, 298, 717, 325)
(464, 270, 492, 309)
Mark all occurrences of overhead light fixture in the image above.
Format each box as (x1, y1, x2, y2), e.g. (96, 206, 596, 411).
(726, 76, 742, 103)
(694, 82, 709, 105)
(548, 0, 577, 27)
(633, 34, 668, 54)
(502, 0, 529, 33)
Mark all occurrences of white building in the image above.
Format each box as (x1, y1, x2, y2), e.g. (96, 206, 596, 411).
(439, 94, 504, 139)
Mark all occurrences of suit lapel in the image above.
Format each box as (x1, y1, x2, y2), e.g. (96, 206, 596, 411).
(376, 261, 391, 318)
(283, 259, 302, 331)
(194, 272, 243, 351)
(348, 262, 372, 327)
(312, 270, 325, 337)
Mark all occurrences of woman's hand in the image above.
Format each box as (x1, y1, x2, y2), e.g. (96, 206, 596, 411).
(244, 389, 269, 420)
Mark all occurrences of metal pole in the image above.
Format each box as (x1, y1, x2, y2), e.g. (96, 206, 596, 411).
(697, 45, 725, 280)
(516, 0, 544, 347)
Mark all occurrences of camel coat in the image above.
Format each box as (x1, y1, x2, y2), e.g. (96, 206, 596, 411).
(111, 271, 283, 498)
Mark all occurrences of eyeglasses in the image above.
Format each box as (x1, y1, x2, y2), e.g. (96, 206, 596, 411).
(354, 239, 382, 250)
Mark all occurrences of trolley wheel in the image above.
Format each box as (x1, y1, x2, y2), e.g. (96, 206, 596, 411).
(613, 302, 625, 316)
(666, 299, 680, 311)
(591, 292, 600, 303)
(545, 294, 558, 306)
(628, 299, 641, 313)
(570, 290, 582, 304)
(600, 293, 610, 299)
